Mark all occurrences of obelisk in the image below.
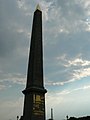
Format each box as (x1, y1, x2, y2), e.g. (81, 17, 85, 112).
(22, 4, 47, 120)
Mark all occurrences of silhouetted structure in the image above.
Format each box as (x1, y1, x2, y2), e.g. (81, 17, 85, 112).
(17, 116, 19, 120)
(48, 108, 54, 120)
(68, 116, 90, 120)
(21, 4, 47, 120)
(66, 115, 69, 120)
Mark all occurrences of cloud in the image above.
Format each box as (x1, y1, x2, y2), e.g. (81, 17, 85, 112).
(46, 83, 90, 119)
(0, 1, 90, 119)
(64, 58, 90, 67)
(17, 0, 32, 16)
(0, 72, 26, 85)
(46, 93, 64, 119)
(0, 97, 23, 120)
(46, 79, 76, 86)
(40, 1, 53, 21)
(45, 56, 90, 86)
(51, 2, 80, 30)
(43, 0, 90, 45)
(57, 84, 90, 95)
(0, 84, 6, 90)
(73, 68, 90, 80)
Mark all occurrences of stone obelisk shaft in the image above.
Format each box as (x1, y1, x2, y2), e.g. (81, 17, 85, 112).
(22, 5, 47, 120)
(27, 6, 43, 88)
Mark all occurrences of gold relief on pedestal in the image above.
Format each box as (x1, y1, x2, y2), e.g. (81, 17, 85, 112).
(33, 94, 45, 116)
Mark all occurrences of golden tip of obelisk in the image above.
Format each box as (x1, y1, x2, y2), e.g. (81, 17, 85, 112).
(36, 4, 41, 11)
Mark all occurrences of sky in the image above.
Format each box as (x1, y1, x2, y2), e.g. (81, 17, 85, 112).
(0, 0, 90, 120)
